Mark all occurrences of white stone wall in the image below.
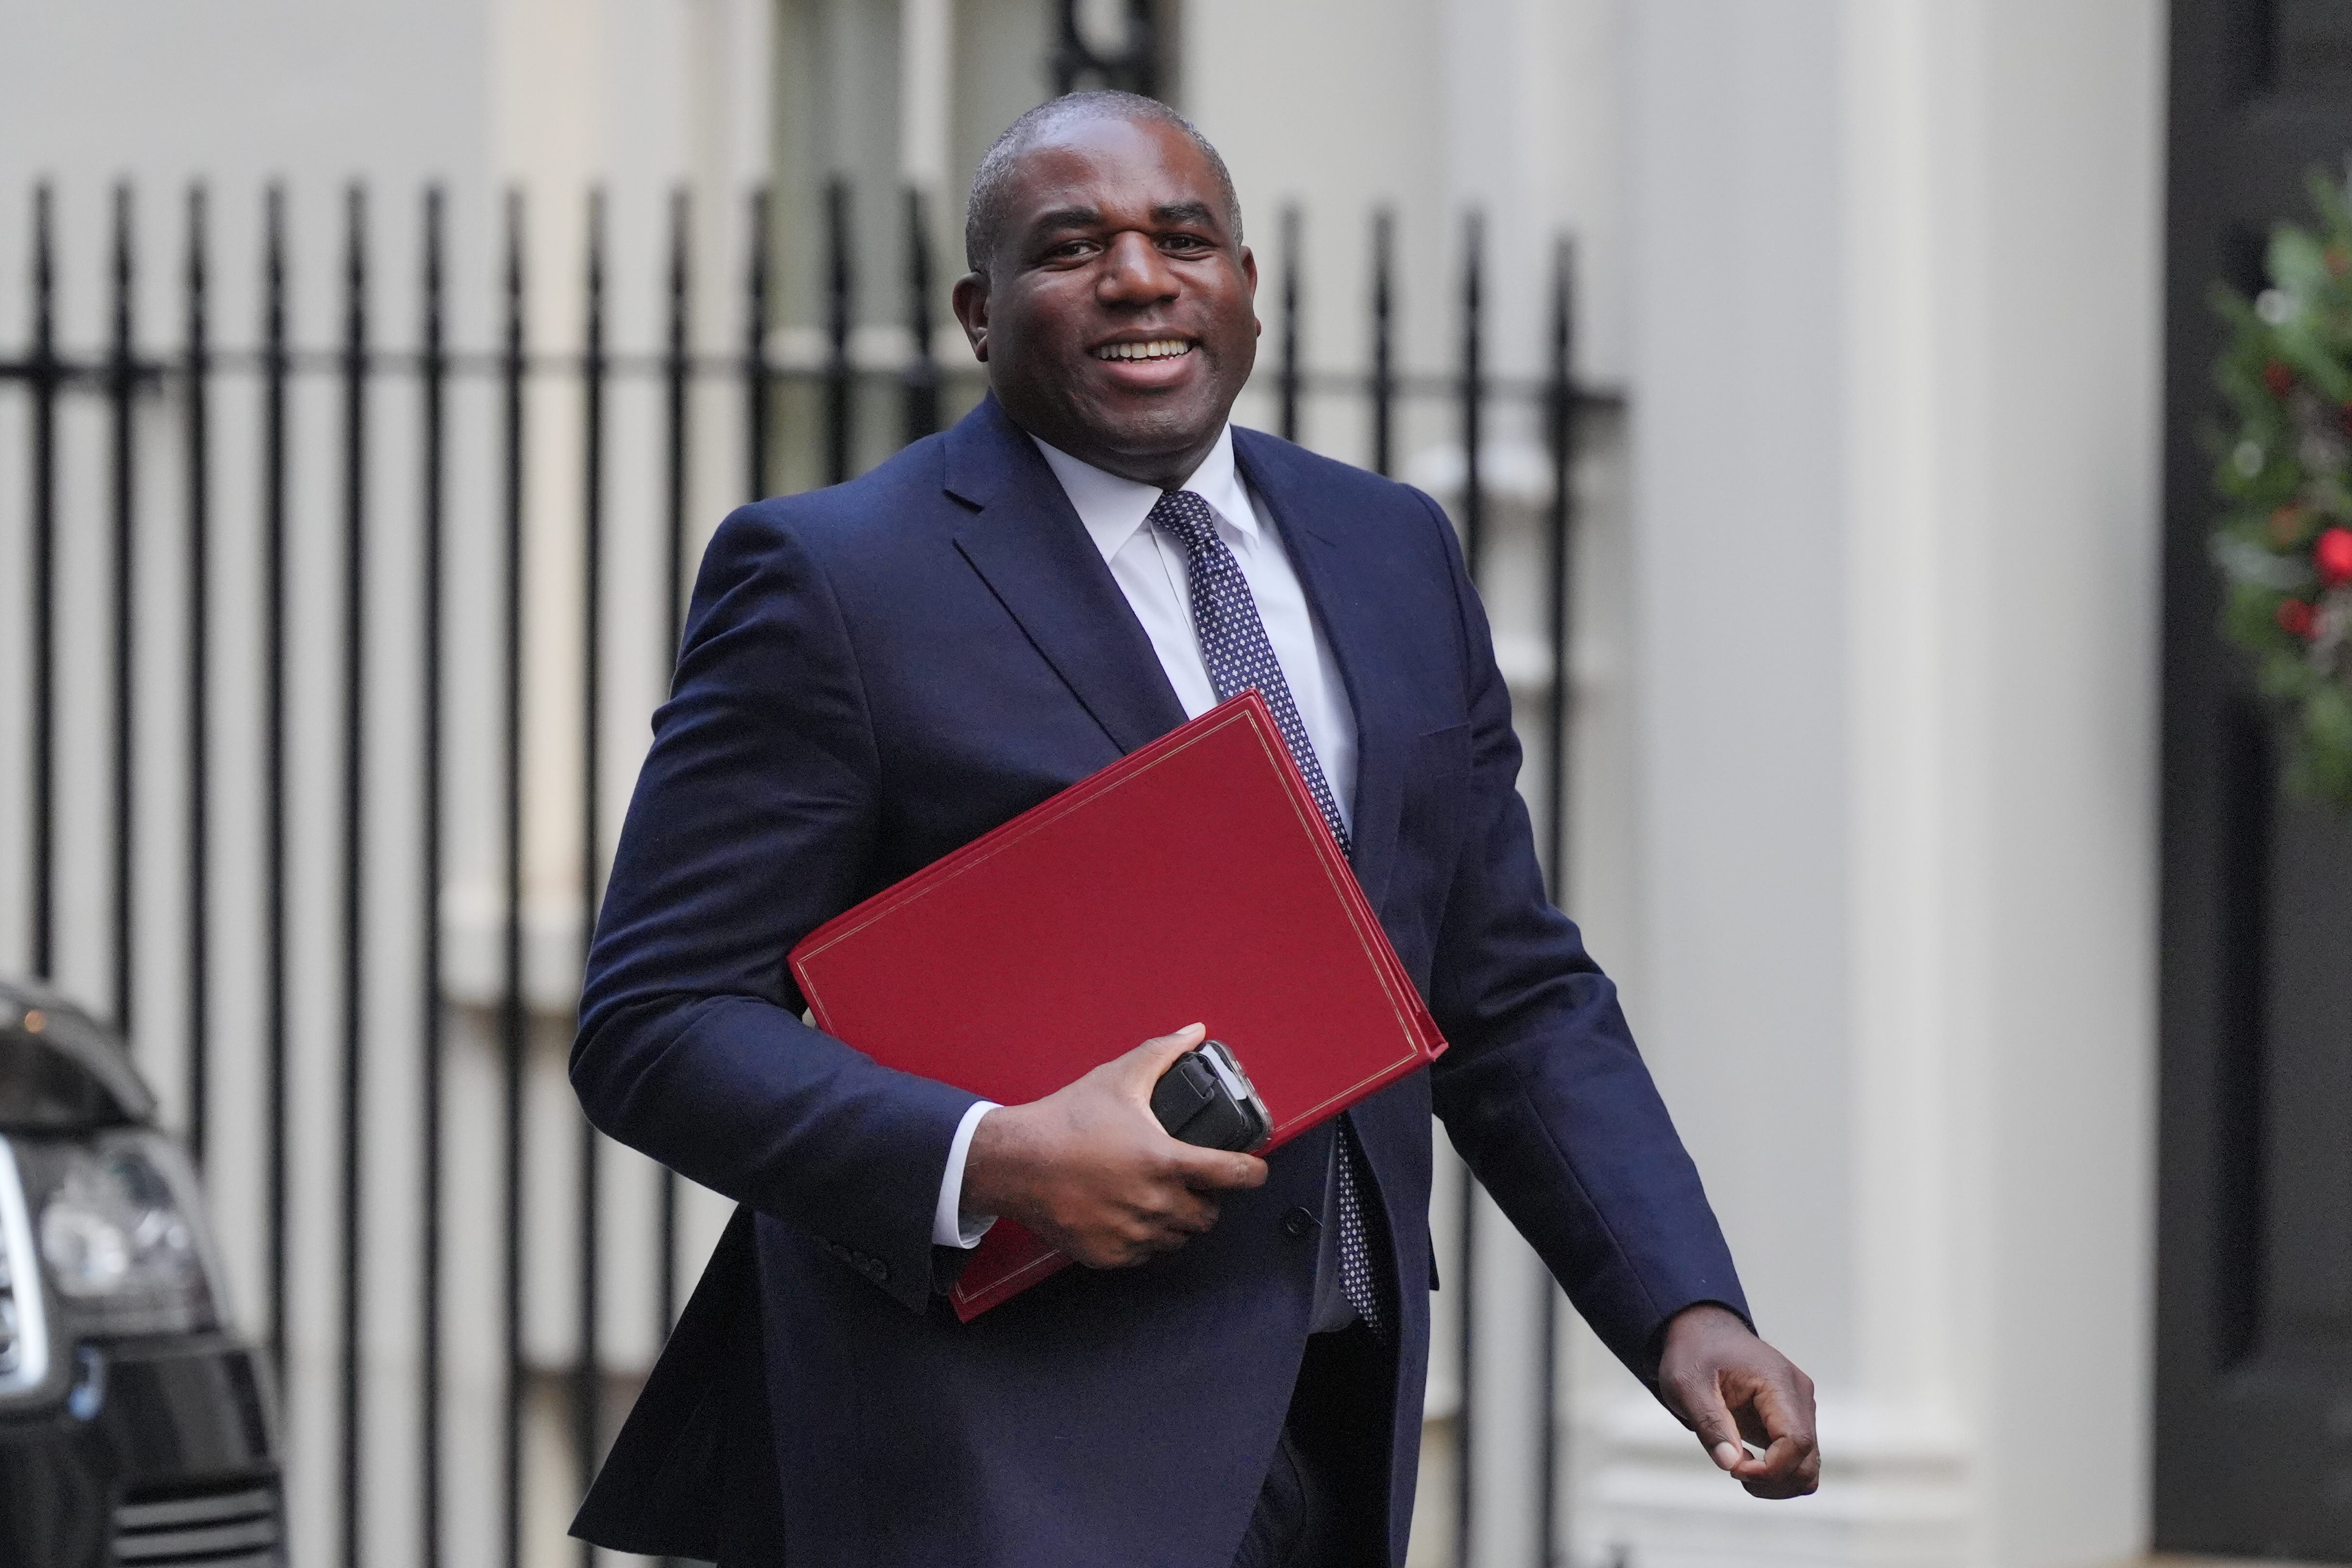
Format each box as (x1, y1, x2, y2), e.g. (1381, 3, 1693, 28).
(0, 2, 2174, 1565)
(1601, 3, 2166, 1565)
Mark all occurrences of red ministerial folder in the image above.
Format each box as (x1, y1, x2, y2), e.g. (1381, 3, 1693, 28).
(788, 690, 1447, 1320)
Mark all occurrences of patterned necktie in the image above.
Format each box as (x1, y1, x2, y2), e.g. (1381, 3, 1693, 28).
(1147, 488, 1386, 1339)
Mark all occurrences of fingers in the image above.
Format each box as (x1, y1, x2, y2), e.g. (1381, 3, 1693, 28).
(1664, 1366, 1748, 1478)
(1024, 1024, 1273, 1269)
(1732, 1401, 1772, 1452)
(1143, 1180, 1223, 1236)
(1727, 1370, 1820, 1499)
(1066, 1186, 1223, 1268)
(1733, 1438, 1817, 1499)
(1731, 1433, 1820, 1500)
(1079, 1140, 1259, 1267)
(1161, 1141, 1269, 1192)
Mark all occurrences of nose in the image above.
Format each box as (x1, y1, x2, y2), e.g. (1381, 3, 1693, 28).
(1096, 230, 1178, 306)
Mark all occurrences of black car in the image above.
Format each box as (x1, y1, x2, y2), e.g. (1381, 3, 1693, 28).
(0, 979, 282, 1567)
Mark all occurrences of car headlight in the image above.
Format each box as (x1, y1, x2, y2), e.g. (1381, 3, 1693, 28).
(15, 1130, 225, 1338)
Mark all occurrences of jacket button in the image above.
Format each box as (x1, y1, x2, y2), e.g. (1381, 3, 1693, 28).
(867, 1259, 890, 1283)
(1282, 1207, 1318, 1240)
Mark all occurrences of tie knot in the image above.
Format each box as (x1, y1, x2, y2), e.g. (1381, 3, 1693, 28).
(1147, 488, 1221, 553)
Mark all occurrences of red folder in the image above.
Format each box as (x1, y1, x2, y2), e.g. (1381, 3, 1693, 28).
(788, 691, 1447, 1320)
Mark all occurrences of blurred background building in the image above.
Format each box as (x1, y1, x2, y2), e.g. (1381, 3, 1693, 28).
(1, 1, 2343, 1566)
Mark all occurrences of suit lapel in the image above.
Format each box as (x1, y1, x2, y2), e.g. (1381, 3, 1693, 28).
(946, 397, 1189, 755)
(1233, 428, 1408, 913)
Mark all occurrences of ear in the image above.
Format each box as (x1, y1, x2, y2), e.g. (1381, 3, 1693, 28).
(1240, 244, 1259, 339)
(950, 271, 991, 363)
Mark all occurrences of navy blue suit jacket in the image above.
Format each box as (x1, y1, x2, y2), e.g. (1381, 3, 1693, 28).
(570, 396, 1745, 1567)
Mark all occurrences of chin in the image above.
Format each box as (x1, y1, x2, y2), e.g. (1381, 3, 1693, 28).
(1080, 395, 1229, 459)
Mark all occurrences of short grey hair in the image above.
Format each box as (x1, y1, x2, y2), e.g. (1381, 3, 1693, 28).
(963, 91, 1242, 276)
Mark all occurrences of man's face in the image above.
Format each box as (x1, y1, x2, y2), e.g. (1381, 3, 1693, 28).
(952, 115, 1258, 489)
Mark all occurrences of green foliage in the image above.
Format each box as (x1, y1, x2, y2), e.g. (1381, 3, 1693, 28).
(2208, 169, 2352, 811)
(2300, 683, 2352, 801)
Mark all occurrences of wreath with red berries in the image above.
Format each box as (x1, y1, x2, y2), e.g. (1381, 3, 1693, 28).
(2211, 170, 2352, 807)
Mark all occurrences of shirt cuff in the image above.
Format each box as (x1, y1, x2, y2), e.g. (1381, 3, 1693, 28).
(932, 1100, 1001, 1249)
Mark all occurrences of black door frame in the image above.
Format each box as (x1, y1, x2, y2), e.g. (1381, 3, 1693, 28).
(2157, 1, 2352, 1557)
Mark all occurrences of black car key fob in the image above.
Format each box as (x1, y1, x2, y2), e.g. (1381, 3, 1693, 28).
(1150, 1039, 1274, 1153)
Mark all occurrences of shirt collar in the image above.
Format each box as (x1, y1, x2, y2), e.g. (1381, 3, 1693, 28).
(1031, 424, 1258, 564)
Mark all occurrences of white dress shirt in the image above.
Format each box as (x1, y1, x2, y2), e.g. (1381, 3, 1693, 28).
(930, 424, 1360, 1247)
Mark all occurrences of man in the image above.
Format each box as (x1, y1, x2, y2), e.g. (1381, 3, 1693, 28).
(572, 91, 1817, 1568)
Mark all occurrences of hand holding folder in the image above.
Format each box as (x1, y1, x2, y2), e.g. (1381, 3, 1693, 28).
(788, 691, 1448, 1319)
(958, 1022, 1269, 1271)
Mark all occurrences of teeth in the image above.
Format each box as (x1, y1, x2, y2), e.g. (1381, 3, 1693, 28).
(1094, 339, 1192, 361)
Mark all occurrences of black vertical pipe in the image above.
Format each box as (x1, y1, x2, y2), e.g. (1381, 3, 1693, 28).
(746, 186, 772, 502)
(824, 177, 854, 486)
(418, 183, 449, 1568)
(499, 189, 529, 1568)
(182, 184, 212, 1166)
(1538, 271, 1575, 1096)
(28, 185, 56, 981)
(1456, 1184, 1477, 1568)
(109, 183, 136, 1036)
(261, 184, 291, 1387)
(1370, 209, 1394, 478)
(1460, 211, 1486, 580)
(665, 189, 692, 658)
(576, 189, 609, 1565)
(659, 187, 690, 1338)
(904, 185, 940, 444)
(337, 181, 369, 1568)
(1278, 206, 1301, 445)
(1536, 237, 1578, 1568)
(1452, 211, 1485, 1568)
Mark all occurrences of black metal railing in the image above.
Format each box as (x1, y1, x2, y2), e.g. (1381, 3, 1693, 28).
(1, 176, 1606, 1568)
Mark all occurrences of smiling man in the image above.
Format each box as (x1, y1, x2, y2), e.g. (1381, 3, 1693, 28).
(570, 92, 1817, 1568)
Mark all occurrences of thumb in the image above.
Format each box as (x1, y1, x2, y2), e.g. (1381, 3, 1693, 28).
(1675, 1371, 1746, 1475)
(1121, 1022, 1209, 1084)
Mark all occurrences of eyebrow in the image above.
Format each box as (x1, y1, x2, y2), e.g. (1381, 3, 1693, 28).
(1029, 206, 1104, 236)
(1026, 200, 1225, 239)
(1150, 200, 1221, 229)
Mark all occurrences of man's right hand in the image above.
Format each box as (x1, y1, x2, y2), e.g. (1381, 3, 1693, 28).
(959, 1023, 1269, 1268)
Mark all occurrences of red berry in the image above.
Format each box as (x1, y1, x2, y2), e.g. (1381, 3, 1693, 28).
(2280, 599, 2317, 638)
(2265, 359, 2296, 396)
(2319, 526, 2352, 587)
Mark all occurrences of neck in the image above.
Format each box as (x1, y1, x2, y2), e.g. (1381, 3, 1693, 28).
(1106, 446, 1215, 491)
(998, 402, 1226, 491)
(1050, 431, 1220, 491)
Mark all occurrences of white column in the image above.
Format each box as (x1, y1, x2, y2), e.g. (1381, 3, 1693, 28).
(900, 0, 955, 197)
(1586, 1, 2165, 1564)
(1945, 3, 2164, 1560)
